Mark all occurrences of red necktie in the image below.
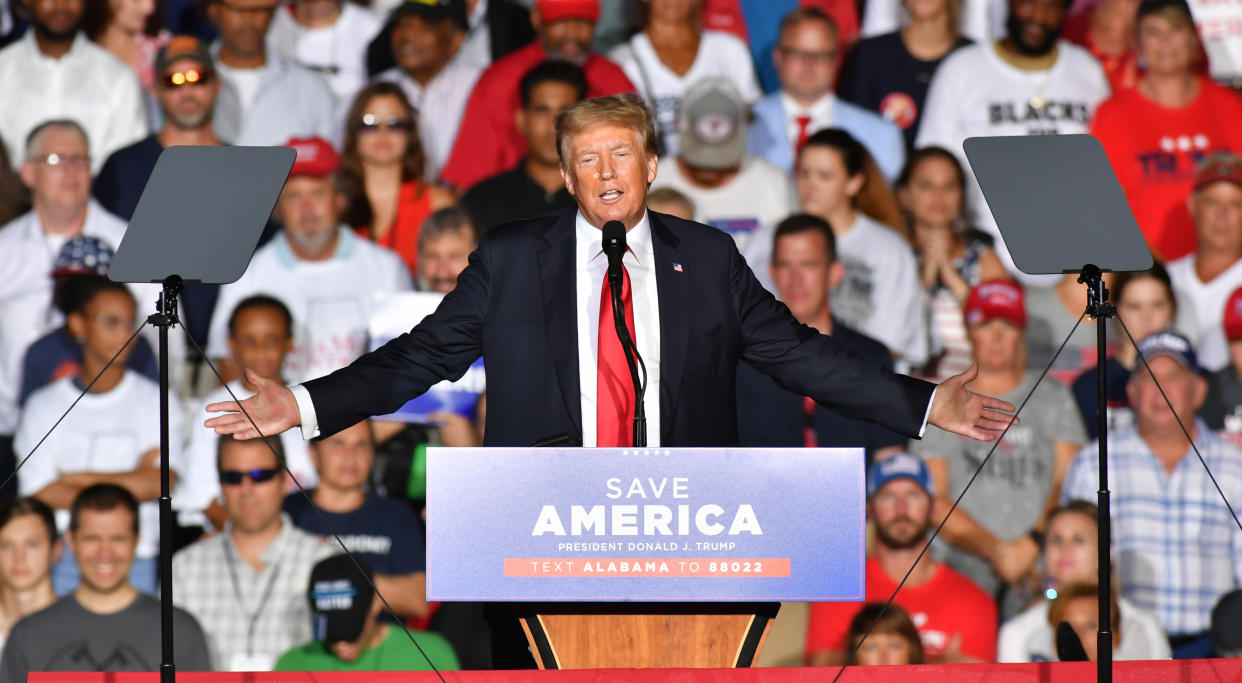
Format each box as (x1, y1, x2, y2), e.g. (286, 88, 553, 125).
(597, 266, 636, 447)
(794, 115, 813, 155)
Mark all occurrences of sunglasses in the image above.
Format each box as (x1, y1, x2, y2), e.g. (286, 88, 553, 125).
(162, 68, 213, 89)
(357, 113, 414, 133)
(219, 467, 281, 485)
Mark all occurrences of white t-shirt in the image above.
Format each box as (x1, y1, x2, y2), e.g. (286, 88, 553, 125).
(176, 380, 317, 530)
(206, 228, 413, 384)
(1167, 254, 1242, 372)
(651, 155, 797, 292)
(14, 373, 184, 559)
(0, 33, 148, 172)
(916, 42, 1110, 285)
(997, 597, 1171, 662)
(609, 30, 760, 156)
(832, 213, 930, 366)
(214, 62, 264, 115)
(266, 2, 381, 102)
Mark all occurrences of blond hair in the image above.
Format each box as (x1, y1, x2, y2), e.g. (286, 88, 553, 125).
(555, 93, 659, 167)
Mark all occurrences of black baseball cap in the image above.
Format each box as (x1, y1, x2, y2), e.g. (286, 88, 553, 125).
(394, 0, 468, 30)
(308, 555, 376, 645)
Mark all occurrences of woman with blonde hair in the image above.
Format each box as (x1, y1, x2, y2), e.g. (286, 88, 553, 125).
(339, 81, 454, 276)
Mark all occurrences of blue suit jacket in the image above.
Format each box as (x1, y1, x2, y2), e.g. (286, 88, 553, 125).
(304, 209, 934, 446)
(747, 92, 907, 180)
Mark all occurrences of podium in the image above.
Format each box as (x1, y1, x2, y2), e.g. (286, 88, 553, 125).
(426, 447, 866, 669)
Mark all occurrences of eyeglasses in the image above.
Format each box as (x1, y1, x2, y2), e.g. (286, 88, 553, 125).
(161, 68, 213, 89)
(219, 467, 281, 485)
(34, 153, 90, 169)
(92, 314, 137, 330)
(777, 46, 837, 64)
(357, 113, 414, 133)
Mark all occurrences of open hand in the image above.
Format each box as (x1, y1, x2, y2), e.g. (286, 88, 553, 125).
(928, 364, 1018, 440)
(204, 369, 300, 440)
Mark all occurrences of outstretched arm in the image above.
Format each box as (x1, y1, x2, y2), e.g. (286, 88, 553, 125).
(204, 370, 301, 440)
(928, 364, 1018, 441)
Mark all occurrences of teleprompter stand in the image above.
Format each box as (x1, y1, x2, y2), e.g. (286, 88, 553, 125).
(964, 135, 1153, 682)
(108, 146, 295, 682)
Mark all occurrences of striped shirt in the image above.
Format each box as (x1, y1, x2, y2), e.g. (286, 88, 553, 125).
(1061, 420, 1242, 636)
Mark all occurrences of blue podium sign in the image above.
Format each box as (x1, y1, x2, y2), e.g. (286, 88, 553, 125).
(426, 447, 865, 602)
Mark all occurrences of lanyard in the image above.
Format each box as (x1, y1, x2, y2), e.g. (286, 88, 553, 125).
(222, 537, 282, 657)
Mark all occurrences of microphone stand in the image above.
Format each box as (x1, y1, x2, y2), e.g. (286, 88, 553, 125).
(607, 265, 647, 446)
(150, 275, 185, 683)
(1078, 264, 1113, 683)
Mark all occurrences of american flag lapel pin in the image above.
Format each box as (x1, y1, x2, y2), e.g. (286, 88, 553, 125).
(673, 262, 684, 272)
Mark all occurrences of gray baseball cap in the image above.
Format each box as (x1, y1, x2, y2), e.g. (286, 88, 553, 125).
(677, 78, 747, 171)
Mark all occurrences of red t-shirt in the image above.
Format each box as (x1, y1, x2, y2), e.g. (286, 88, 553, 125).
(439, 42, 636, 190)
(1090, 78, 1242, 262)
(805, 556, 998, 661)
(1062, 13, 1139, 94)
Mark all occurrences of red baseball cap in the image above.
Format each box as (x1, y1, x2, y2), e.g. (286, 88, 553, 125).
(1194, 151, 1242, 192)
(1225, 286, 1242, 342)
(964, 279, 1027, 330)
(536, 0, 599, 23)
(285, 137, 340, 178)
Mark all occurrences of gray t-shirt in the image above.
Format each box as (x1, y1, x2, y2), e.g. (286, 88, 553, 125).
(1023, 285, 1101, 384)
(910, 372, 1087, 611)
(0, 594, 212, 679)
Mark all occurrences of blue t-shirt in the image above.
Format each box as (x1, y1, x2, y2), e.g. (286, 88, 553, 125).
(283, 492, 425, 574)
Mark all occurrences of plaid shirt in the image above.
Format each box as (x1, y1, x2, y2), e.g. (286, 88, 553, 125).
(172, 514, 334, 670)
(1062, 420, 1242, 636)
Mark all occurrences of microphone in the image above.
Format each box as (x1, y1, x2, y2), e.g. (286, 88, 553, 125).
(600, 220, 647, 446)
(602, 220, 626, 290)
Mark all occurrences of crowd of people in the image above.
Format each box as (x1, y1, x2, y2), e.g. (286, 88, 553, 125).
(1, 0, 1242, 674)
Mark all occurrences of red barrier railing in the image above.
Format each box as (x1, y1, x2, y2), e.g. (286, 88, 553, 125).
(28, 658, 1242, 682)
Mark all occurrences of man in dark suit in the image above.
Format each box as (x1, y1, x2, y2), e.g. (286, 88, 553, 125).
(206, 93, 1014, 450)
(736, 213, 906, 462)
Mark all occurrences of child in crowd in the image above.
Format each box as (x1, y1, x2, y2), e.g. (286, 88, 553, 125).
(844, 603, 925, 666)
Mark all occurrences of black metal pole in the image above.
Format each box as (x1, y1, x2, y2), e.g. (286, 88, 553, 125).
(1080, 265, 1112, 682)
(153, 276, 184, 683)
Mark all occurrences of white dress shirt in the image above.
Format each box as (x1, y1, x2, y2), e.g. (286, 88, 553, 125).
(574, 210, 662, 447)
(292, 210, 665, 445)
(0, 32, 148, 173)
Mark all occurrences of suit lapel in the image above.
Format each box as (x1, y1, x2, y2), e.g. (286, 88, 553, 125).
(651, 213, 687, 444)
(537, 211, 582, 440)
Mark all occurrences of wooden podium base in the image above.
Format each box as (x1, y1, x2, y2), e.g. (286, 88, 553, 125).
(518, 603, 780, 669)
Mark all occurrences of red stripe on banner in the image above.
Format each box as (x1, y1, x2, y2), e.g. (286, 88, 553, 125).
(504, 558, 790, 577)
